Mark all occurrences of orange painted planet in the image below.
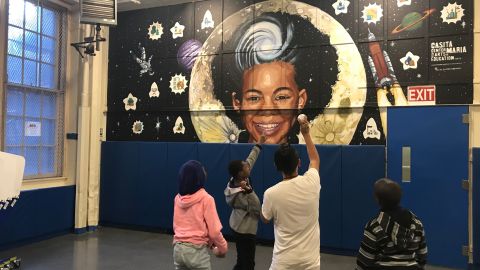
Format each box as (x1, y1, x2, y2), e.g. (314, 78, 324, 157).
(392, 9, 436, 34)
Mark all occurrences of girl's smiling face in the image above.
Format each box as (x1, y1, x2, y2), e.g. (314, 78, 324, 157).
(233, 61, 307, 144)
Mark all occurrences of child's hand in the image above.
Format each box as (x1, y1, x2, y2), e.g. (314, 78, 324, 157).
(297, 114, 310, 135)
(212, 246, 226, 258)
(239, 181, 252, 192)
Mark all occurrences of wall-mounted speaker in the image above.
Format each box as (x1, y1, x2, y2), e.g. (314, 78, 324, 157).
(80, 0, 117, 26)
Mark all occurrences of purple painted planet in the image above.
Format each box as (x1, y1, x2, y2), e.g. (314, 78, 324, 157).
(177, 39, 203, 71)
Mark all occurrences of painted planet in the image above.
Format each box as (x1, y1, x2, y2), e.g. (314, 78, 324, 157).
(177, 39, 203, 71)
(392, 9, 435, 34)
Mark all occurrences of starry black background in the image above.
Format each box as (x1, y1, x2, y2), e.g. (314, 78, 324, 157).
(107, 0, 473, 144)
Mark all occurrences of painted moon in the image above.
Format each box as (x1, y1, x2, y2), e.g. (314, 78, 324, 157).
(189, 1, 367, 144)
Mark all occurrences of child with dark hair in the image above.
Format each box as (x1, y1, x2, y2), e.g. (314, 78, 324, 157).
(173, 160, 228, 270)
(274, 143, 300, 175)
(356, 178, 428, 270)
(224, 136, 265, 270)
(261, 115, 321, 270)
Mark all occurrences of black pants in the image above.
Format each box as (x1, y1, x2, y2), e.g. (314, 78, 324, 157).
(232, 230, 256, 270)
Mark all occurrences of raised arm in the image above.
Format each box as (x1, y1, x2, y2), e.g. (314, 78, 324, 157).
(245, 135, 265, 168)
(298, 114, 319, 171)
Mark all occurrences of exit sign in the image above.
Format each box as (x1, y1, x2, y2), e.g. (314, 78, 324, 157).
(407, 85, 436, 105)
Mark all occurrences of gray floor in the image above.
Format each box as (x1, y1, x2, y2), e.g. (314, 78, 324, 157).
(0, 228, 457, 270)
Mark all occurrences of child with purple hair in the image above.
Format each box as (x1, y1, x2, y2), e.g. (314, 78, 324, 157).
(173, 160, 228, 270)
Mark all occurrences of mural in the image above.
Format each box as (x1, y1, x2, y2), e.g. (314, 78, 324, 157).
(107, 0, 473, 144)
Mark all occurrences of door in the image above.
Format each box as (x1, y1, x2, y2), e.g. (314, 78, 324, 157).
(387, 106, 468, 269)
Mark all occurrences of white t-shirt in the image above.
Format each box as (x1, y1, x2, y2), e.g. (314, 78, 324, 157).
(262, 168, 321, 270)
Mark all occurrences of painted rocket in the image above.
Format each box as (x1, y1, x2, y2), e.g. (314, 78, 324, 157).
(366, 29, 408, 137)
(367, 29, 397, 88)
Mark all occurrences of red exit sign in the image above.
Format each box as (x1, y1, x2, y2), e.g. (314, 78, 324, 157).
(407, 85, 436, 105)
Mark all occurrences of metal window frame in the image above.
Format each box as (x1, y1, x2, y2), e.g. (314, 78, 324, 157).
(3, 0, 66, 180)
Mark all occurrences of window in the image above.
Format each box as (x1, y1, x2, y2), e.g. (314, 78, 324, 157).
(4, 0, 65, 179)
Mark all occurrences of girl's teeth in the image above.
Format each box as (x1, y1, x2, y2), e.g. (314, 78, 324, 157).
(257, 123, 278, 129)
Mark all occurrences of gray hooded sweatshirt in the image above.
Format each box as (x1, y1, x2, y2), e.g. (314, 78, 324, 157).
(224, 145, 261, 235)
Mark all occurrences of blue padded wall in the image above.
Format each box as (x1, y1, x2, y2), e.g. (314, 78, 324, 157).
(319, 146, 342, 249)
(137, 142, 169, 228)
(100, 142, 385, 253)
(473, 148, 480, 266)
(341, 146, 385, 250)
(100, 141, 144, 227)
(0, 186, 75, 249)
(199, 143, 230, 234)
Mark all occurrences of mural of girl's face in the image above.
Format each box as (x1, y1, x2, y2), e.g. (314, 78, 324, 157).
(232, 61, 307, 144)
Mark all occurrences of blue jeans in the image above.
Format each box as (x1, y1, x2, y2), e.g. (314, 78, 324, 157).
(173, 242, 211, 270)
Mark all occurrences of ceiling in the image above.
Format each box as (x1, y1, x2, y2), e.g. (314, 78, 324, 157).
(118, 0, 196, 12)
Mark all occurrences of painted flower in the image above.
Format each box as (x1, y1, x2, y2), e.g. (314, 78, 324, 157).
(223, 119, 242, 143)
(311, 119, 345, 145)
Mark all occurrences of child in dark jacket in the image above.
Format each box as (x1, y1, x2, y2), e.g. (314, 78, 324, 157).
(356, 178, 428, 270)
(224, 136, 265, 270)
(173, 160, 228, 270)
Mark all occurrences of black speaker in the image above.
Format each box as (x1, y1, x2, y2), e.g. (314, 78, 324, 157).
(80, 0, 117, 26)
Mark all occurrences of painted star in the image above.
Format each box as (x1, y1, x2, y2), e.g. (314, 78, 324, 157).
(332, 0, 350, 15)
(170, 22, 185, 39)
(155, 117, 161, 132)
(400, 51, 420, 70)
(123, 93, 138, 111)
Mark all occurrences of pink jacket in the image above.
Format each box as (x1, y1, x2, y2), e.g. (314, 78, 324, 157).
(173, 188, 228, 254)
